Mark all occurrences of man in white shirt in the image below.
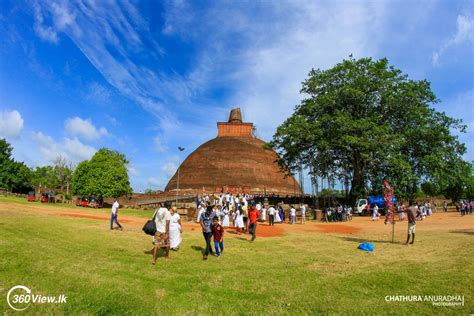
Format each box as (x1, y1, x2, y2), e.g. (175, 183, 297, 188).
(153, 204, 171, 264)
(110, 198, 122, 231)
(300, 204, 306, 224)
(290, 206, 296, 224)
(268, 205, 275, 226)
(196, 203, 206, 223)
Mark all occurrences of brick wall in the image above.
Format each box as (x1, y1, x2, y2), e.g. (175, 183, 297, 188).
(217, 122, 253, 137)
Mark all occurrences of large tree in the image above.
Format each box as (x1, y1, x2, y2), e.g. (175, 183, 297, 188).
(72, 148, 132, 198)
(53, 156, 74, 194)
(271, 57, 467, 204)
(31, 166, 56, 192)
(0, 139, 32, 193)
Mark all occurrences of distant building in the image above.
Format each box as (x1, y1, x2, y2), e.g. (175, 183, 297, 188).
(165, 108, 301, 195)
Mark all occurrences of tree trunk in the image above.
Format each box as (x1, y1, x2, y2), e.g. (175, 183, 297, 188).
(349, 152, 365, 205)
(408, 181, 417, 205)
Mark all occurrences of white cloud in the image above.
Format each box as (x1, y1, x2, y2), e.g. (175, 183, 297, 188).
(153, 136, 167, 153)
(0, 110, 24, 138)
(432, 14, 474, 65)
(438, 89, 474, 161)
(33, 1, 59, 43)
(147, 177, 163, 188)
(162, 1, 386, 140)
(50, 2, 75, 30)
(161, 161, 178, 178)
(64, 117, 108, 140)
(83, 82, 112, 105)
(31, 132, 96, 164)
(105, 115, 119, 127)
(30, 0, 210, 138)
(127, 165, 139, 177)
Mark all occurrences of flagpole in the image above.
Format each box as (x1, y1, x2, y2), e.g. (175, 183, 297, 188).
(392, 219, 395, 243)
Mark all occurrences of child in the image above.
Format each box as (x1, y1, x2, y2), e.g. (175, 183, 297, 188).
(372, 205, 380, 221)
(212, 217, 224, 257)
(236, 207, 245, 234)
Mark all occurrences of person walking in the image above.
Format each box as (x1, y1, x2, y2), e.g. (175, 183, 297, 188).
(248, 201, 260, 241)
(372, 205, 380, 221)
(300, 203, 306, 224)
(169, 206, 182, 251)
(222, 205, 230, 228)
(212, 217, 224, 257)
(196, 203, 206, 223)
(405, 206, 417, 245)
(152, 204, 171, 264)
(200, 205, 216, 260)
(260, 205, 267, 222)
(110, 198, 123, 231)
(443, 201, 448, 212)
(236, 206, 245, 234)
(268, 205, 275, 226)
(279, 204, 285, 223)
(290, 205, 296, 224)
(242, 203, 249, 233)
(398, 204, 405, 221)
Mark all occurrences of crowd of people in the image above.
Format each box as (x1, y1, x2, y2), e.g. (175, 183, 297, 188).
(459, 200, 473, 216)
(322, 205, 353, 222)
(107, 194, 471, 263)
(195, 192, 309, 230)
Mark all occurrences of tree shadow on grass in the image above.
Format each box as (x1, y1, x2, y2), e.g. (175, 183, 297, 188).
(338, 236, 403, 245)
(449, 229, 474, 236)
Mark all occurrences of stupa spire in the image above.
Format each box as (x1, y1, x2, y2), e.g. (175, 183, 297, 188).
(228, 108, 242, 123)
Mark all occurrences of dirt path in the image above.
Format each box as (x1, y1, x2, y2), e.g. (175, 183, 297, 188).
(1, 201, 473, 239)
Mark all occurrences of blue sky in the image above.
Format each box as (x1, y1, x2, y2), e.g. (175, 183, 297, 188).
(0, 0, 473, 193)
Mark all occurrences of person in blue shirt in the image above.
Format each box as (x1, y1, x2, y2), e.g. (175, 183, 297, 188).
(200, 205, 216, 260)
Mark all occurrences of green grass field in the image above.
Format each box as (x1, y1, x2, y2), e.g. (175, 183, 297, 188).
(0, 196, 473, 314)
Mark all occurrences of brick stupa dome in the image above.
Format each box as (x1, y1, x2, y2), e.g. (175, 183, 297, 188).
(165, 108, 301, 195)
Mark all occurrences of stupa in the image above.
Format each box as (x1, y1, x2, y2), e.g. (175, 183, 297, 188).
(165, 108, 301, 195)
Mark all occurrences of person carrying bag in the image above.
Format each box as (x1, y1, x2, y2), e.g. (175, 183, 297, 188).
(142, 209, 158, 235)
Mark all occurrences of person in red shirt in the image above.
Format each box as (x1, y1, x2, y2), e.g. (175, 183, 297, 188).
(248, 201, 260, 241)
(211, 217, 224, 257)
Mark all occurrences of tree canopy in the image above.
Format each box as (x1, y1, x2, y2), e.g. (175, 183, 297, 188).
(71, 148, 132, 198)
(270, 56, 470, 203)
(0, 139, 32, 193)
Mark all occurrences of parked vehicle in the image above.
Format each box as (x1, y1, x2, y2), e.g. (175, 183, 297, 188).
(76, 197, 83, 206)
(41, 193, 51, 203)
(27, 191, 36, 202)
(81, 197, 90, 207)
(355, 196, 397, 216)
(88, 197, 103, 208)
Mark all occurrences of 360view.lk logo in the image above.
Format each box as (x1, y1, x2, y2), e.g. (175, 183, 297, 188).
(7, 285, 67, 311)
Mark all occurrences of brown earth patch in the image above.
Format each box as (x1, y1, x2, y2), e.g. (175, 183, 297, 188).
(303, 224, 361, 235)
(2, 201, 473, 239)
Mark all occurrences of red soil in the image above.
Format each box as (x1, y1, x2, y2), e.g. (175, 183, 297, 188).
(312, 224, 361, 234)
(2, 201, 472, 239)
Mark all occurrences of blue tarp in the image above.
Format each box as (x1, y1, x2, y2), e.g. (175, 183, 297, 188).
(358, 242, 374, 252)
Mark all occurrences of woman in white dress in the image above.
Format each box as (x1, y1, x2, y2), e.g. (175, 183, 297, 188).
(274, 206, 282, 223)
(214, 205, 222, 224)
(169, 207, 182, 250)
(261, 206, 267, 222)
(222, 205, 230, 228)
(236, 206, 244, 234)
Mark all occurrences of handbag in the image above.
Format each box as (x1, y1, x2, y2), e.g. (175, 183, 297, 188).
(142, 210, 158, 236)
